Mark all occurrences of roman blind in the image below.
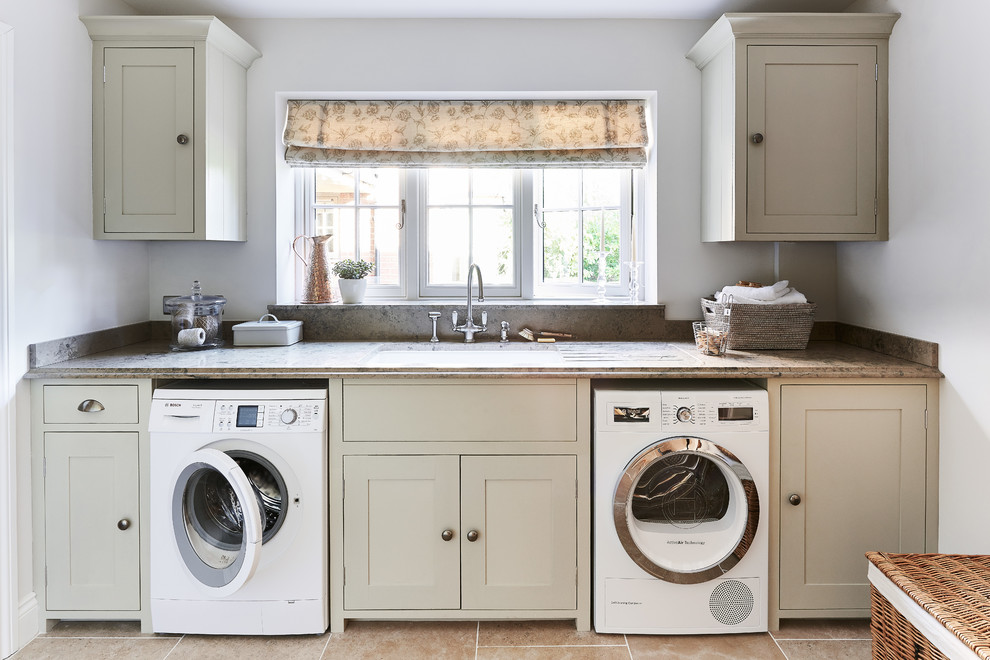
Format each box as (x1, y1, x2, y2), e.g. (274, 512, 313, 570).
(282, 99, 649, 168)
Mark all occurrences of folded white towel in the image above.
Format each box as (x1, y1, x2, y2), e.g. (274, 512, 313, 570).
(724, 289, 808, 305)
(718, 280, 790, 302)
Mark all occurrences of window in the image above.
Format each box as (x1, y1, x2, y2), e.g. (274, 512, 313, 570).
(296, 167, 641, 301)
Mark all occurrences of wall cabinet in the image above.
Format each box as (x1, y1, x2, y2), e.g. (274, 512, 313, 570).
(769, 380, 938, 627)
(332, 378, 590, 632)
(687, 13, 899, 242)
(82, 16, 260, 240)
(31, 380, 152, 631)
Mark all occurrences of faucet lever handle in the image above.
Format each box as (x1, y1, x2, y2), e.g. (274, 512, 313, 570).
(480, 311, 488, 330)
(451, 310, 458, 330)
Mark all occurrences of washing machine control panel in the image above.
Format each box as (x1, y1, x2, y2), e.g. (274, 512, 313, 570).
(213, 399, 325, 432)
(660, 393, 764, 430)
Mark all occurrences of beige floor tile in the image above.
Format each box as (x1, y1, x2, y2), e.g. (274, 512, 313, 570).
(168, 633, 330, 660)
(774, 639, 872, 660)
(321, 621, 477, 659)
(478, 620, 625, 647)
(477, 647, 632, 659)
(11, 636, 178, 660)
(626, 632, 786, 659)
(771, 618, 872, 640)
(40, 620, 171, 638)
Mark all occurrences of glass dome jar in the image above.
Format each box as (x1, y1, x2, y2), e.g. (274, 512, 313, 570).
(164, 280, 227, 350)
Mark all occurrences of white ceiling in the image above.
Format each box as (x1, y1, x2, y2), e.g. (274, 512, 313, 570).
(118, 0, 857, 20)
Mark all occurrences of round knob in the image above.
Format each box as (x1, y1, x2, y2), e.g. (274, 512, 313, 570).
(441, 529, 454, 542)
(788, 493, 802, 506)
(466, 530, 479, 542)
(176, 134, 189, 145)
(751, 132, 764, 144)
(280, 408, 298, 425)
(117, 518, 131, 531)
(676, 406, 693, 423)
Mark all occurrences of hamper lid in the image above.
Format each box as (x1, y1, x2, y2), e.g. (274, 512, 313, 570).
(232, 314, 302, 331)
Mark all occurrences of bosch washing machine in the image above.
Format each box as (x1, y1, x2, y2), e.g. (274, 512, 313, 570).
(593, 380, 769, 635)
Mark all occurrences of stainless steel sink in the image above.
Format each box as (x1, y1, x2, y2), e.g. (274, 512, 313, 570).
(362, 342, 566, 367)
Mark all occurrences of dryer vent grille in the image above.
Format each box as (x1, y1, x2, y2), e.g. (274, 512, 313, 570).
(709, 579, 754, 626)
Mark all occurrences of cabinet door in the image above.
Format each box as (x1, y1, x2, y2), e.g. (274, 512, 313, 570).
(461, 455, 576, 610)
(102, 47, 194, 235)
(44, 432, 140, 611)
(779, 385, 927, 610)
(343, 455, 460, 610)
(747, 45, 878, 236)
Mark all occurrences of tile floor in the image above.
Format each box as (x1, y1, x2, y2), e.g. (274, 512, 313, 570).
(11, 618, 873, 659)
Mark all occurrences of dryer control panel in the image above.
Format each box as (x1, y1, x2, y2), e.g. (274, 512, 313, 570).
(659, 392, 764, 430)
(214, 399, 325, 433)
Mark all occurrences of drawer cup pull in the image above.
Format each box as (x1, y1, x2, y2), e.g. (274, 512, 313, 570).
(77, 399, 106, 413)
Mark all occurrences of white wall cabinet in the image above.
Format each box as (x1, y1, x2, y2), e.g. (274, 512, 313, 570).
(687, 13, 898, 242)
(332, 378, 591, 632)
(31, 380, 152, 631)
(768, 379, 938, 627)
(82, 16, 260, 240)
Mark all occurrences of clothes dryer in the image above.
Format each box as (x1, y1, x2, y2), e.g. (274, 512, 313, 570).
(148, 381, 327, 635)
(593, 380, 768, 634)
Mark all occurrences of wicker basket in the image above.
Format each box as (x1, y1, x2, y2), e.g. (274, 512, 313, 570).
(868, 552, 990, 660)
(701, 297, 816, 350)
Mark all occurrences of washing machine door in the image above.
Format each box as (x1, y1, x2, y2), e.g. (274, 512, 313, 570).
(171, 448, 263, 597)
(613, 436, 759, 584)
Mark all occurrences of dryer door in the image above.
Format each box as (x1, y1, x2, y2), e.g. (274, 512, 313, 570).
(613, 436, 759, 584)
(171, 448, 263, 597)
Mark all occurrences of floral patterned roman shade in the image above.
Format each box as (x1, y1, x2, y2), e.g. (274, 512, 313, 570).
(282, 99, 649, 168)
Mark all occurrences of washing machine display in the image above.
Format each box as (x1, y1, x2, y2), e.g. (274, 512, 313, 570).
(594, 381, 769, 635)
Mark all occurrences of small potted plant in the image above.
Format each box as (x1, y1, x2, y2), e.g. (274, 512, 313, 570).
(332, 258, 374, 304)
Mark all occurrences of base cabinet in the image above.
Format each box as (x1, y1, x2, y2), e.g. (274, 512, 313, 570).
(771, 380, 937, 624)
(343, 454, 576, 612)
(333, 378, 590, 631)
(31, 380, 152, 631)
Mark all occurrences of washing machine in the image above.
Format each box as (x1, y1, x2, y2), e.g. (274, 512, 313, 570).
(593, 380, 768, 635)
(148, 381, 328, 635)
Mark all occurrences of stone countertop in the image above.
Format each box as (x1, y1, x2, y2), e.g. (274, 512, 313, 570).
(26, 339, 943, 380)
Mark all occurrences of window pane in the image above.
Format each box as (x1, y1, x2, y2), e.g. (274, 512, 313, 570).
(428, 208, 469, 285)
(359, 208, 400, 285)
(315, 169, 356, 205)
(428, 169, 469, 205)
(314, 209, 338, 245)
(542, 211, 580, 282)
(472, 208, 514, 285)
(542, 170, 580, 209)
(583, 209, 620, 283)
(582, 169, 622, 207)
(333, 208, 356, 260)
(472, 170, 513, 205)
(358, 169, 400, 206)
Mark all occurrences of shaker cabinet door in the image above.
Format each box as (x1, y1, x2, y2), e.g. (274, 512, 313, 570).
(44, 432, 141, 611)
(102, 47, 194, 235)
(746, 45, 878, 236)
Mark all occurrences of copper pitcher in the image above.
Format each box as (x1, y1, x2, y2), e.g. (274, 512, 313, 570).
(292, 234, 334, 303)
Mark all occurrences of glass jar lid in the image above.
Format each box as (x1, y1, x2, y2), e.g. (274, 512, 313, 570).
(165, 280, 227, 316)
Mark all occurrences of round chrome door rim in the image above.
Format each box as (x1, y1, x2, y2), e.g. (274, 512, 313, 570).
(612, 436, 760, 585)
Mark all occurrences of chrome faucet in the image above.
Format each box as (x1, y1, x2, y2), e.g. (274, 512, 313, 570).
(452, 263, 488, 343)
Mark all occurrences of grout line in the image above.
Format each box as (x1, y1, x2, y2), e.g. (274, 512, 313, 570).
(319, 631, 332, 659)
(770, 633, 788, 660)
(771, 637, 873, 642)
(475, 621, 479, 660)
(624, 634, 633, 660)
(160, 634, 183, 660)
(478, 644, 631, 648)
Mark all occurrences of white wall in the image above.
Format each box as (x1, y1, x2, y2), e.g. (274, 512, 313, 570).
(842, 0, 990, 551)
(148, 17, 839, 322)
(1, 0, 144, 646)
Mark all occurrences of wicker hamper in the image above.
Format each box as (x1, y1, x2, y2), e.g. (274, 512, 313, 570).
(867, 552, 990, 659)
(701, 297, 816, 350)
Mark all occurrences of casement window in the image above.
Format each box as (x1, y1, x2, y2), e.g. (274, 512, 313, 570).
(285, 99, 650, 301)
(295, 166, 641, 300)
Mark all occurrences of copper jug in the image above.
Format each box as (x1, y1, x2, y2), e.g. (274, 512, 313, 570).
(292, 234, 334, 303)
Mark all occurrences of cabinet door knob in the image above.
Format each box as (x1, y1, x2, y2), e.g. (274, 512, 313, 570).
(466, 530, 479, 542)
(441, 529, 453, 542)
(751, 132, 764, 144)
(788, 493, 802, 506)
(77, 399, 105, 413)
(176, 134, 189, 145)
(117, 518, 131, 531)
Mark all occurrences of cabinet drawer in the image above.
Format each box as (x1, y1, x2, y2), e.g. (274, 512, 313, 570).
(343, 380, 577, 442)
(43, 385, 140, 425)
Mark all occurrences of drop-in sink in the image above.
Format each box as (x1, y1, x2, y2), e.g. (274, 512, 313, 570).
(362, 342, 565, 367)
